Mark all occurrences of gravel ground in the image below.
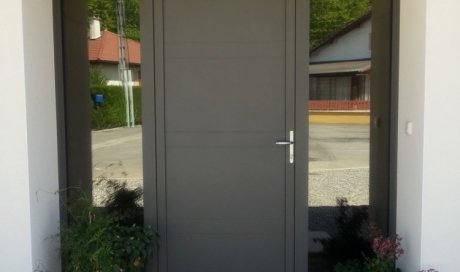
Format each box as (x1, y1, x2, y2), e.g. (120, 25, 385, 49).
(308, 167, 369, 207)
(308, 167, 369, 236)
(93, 167, 369, 209)
(93, 178, 143, 206)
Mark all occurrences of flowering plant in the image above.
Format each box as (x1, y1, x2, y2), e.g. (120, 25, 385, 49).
(365, 224, 404, 271)
(335, 224, 404, 272)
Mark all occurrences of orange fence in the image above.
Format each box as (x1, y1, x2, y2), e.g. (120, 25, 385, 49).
(309, 100, 370, 111)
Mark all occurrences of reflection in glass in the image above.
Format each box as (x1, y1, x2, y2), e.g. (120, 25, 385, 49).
(308, 4, 372, 271)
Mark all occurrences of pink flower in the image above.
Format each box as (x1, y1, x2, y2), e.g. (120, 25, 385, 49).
(369, 224, 404, 261)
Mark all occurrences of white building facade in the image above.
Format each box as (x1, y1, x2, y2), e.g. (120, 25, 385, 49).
(310, 13, 372, 102)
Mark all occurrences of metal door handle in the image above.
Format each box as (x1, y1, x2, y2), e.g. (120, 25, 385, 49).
(275, 141, 293, 145)
(275, 131, 294, 164)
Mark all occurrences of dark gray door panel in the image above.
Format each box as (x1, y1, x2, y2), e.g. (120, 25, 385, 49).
(141, 0, 308, 271)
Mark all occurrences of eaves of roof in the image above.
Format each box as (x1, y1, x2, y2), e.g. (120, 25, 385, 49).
(309, 59, 371, 75)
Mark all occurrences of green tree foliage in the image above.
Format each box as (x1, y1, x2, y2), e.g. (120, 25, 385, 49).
(87, 0, 370, 49)
(87, 0, 140, 41)
(310, 0, 372, 48)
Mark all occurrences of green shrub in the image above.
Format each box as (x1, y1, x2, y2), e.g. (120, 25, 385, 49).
(90, 85, 142, 130)
(317, 198, 372, 268)
(61, 184, 158, 272)
(335, 260, 367, 272)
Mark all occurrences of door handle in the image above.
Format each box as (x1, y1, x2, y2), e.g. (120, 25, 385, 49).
(275, 131, 294, 164)
(275, 141, 293, 145)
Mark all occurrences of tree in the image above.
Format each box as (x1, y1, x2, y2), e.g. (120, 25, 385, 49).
(87, 0, 140, 41)
(86, 0, 371, 48)
(310, 0, 371, 48)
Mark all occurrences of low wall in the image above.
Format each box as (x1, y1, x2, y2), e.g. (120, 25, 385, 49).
(309, 100, 370, 111)
(309, 111, 370, 124)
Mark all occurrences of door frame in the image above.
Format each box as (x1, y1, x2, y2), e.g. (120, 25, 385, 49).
(53, 0, 93, 211)
(369, 0, 399, 235)
(52, 0, 400, 269)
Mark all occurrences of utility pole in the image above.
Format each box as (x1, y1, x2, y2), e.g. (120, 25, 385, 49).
(115, 0, 135, 128)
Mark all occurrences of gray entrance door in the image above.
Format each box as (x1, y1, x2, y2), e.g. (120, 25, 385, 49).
(141, 1, 308, 271)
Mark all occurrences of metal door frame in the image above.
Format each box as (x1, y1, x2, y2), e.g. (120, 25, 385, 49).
(51, 0, 401, 270)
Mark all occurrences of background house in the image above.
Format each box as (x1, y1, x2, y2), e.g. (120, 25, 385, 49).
(88, 19, 141, 86)
(309, 12, 371, 103)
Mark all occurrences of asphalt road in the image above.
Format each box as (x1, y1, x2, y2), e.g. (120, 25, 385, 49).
(92, 124, 370, 206)
(309, 124, 369, 171)
(92, 126, 143, 180)
(92, 124, 369, 178)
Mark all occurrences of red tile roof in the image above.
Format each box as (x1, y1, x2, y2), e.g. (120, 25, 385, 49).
(88, 30, 140, 66)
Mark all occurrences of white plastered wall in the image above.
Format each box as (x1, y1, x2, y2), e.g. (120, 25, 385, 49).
(0, 1, 61, 271)
(397, 0, 460, 270)
(420, 0, 460, 269)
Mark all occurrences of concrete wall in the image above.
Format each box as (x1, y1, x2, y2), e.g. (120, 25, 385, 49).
(0, 1, 61, 271)
(397, 0, 460, 270)
(311, 19, 371, 63)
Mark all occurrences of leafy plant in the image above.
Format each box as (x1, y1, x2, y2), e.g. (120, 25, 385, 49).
(103, 180, 144, 226)
(317, 198, 372, 268)
(60, 193, 116, 271)
(60, 184, 158, 272)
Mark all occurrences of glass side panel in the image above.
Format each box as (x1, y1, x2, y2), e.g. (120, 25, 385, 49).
(308, 1, 372, 270)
